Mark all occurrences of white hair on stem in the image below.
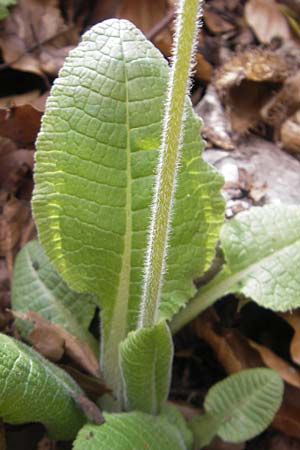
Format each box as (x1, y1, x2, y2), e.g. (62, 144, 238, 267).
(139, 0, 203, 329)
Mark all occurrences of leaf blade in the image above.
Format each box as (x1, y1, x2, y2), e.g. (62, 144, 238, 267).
(11, 240, 97, 353)
(33, 18, 224, 398)
(0, 333, 87, 440)
(120, 321, 173, 414)
(172, 204, 300, 332)
(73, 404, 193, 450)
(191, 368, 283, 445)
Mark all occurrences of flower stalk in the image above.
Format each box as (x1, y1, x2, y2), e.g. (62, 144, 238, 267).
(139, 0, 203, 328)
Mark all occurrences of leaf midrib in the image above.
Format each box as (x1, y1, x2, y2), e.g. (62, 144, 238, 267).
(171, 235, 300, 332)
(104, 27, 133, 404)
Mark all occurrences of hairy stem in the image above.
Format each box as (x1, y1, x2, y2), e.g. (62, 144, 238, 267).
(139, 0, 202, 328)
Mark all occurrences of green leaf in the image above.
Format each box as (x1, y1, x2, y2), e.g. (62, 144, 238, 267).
(190, 368, 283, 445)
(172, 204, 300, 332)
(32, 19, 223, 398)
(11, 240, 97, 353)
(120, 321, 173, 414)
(73, 404, 193, 450)
(0, 0, 16, 19)
(0, 333, 87, 440)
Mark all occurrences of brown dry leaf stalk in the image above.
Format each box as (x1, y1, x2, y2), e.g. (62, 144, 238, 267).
(280, 311, 300, 363)
(13, 311, 100, 378)
(248, 339, 300, 388)
(0, 104, 43, 146)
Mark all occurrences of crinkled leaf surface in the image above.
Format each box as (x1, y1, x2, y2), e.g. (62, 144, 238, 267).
(73, 404, 193, 450)
(33, 19, 224, 394)
(120, 320, 173, 414)
(0, 333, 87, 440)
(172, 204, 300, 332)
(191, 368, 283, 445)
(219, 204, 300, 310)
(11, 240, 97, 353)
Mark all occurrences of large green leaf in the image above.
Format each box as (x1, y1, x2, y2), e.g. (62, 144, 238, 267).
(190, 368, 283, 446)
(11, 240, 97, 352)
(33, 19, 224, 396)
(172, 204, 300, 332)
(120, 321, 173, 414)
(0, 333, 87, 440)
(73, 404, 193, 450)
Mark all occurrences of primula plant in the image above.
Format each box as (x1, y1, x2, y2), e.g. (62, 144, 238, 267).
(1, 0, 300, 447)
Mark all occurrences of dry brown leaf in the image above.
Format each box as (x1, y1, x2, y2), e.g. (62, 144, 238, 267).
(0, 194, 29, 259)
(194, 53, 213, 82)
(0, 138, 34, 192)
(215, 50, 288, 132)
(60, 365, 111, 400)
(261, 72, 300, 128)
(193, 309, 263, 373)
(193, 310, 300, 439)
(281, 110, 300, 153)
(280, 311, 300, 364)
(14, 311, 100, 378)
(0, 104, 42, 146)
(216, 50, 288, 89)
(245, 0, 292, 44)
(0, 0, 79, 76)
(204, 7, 236, 34)
(248, 339, 300, 387)
(0, 90, 41, 108)
(116, 0, 170, 34)
(116, 0, 174, 60)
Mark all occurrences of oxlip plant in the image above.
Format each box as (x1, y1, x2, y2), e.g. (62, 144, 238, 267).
(2, 0, 300, 448)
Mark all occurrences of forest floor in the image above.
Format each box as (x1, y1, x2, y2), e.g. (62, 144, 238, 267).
(1, 0, 300, 448)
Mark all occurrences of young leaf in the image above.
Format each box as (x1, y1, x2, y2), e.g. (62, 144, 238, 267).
(33, 19, 224, 398)
(120, 321, 173, 414)
(0, 333, 87, 440)
(11, 240, 97, 354)
(73, 404, 193, 450)
(190, 368, 283, 446)
(172, 204, 300, 332)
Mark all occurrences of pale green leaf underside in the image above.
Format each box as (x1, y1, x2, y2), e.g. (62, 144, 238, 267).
(33, 19, 224, 336)
(171, 204, 300, 332)
(220, 204, 300, 310)
(73, 404, 193, 450)
(198, 368, 283, 443)
(120, 321, 173, 414)
(11, 240, 97, 353)
(0, 333, 86, 440)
